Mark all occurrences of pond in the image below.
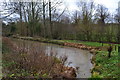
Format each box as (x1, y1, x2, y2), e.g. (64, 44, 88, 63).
(12, 38, 93, 78)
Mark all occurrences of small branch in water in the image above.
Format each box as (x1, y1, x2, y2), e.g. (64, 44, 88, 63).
(60, 55, 68, 65)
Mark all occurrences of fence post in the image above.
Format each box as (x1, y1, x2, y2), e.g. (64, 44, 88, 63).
(118, 46, 120, 57)
(118, 45, 120, 78)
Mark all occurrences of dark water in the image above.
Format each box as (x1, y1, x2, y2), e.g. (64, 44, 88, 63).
(13, 39, 93, 78)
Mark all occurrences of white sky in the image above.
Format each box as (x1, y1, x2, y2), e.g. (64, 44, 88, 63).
(94, 0, 119, 13)
(63, 0, 120, 14)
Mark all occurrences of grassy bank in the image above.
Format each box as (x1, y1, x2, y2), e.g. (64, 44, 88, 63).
(92, 50, 119, 78)
(12, 36, 119, 78)
(48, 40, 119, 78)
(60, 40, 119, 78)
(13, 36, 101, 54)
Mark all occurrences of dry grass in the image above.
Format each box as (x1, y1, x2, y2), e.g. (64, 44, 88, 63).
(2, 37, 61, 78)
(2, 37, 76, 78)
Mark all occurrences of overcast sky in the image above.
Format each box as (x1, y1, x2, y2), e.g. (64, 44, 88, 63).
(63, 0, 120, 14)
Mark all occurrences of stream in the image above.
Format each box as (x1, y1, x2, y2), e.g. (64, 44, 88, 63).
(13, 38, 93, 78)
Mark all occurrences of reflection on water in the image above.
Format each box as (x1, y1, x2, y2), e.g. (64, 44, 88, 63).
(13, 39, 93, 78)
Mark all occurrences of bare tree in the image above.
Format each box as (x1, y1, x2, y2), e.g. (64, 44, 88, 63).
(95, 4, 110, 25)
(43, 0, 46, 37)
(115, 8, 120, 24)
(49, 0, 52, 38)
(114, 8, 120, 42)
(95, 4, 110, 43)
(76, 1, 95, 40)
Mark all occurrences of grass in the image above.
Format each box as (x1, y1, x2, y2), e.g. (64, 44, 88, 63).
(56, 40, 120, 47)
(57, 40, 103, 47)
(92, 50, 119, 78)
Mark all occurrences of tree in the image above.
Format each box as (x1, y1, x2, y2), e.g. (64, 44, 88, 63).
(115, 8, 120, 24)
(95, 4, 110, 25)
(76, 1, 95, 40)
(95, 4, 110, 43)
(48, 0, 63, 38)
(49, 0, 52, 38)
(43, 0, 46, 37)
(114, 8, 120, 42)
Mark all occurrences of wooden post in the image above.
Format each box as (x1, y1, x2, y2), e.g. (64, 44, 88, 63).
(118, 46, 120, 60)
(107, 44, 112, 58)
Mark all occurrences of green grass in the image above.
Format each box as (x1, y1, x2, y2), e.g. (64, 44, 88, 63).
(56, 40, 119, 47)
(16, 36, 120, 47)
(56, 40, 102, 47)
(93, 50, 119, 78)
(78, 41, 101, 47)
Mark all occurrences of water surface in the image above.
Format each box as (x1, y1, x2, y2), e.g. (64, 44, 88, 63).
(13, 39, 93, 78)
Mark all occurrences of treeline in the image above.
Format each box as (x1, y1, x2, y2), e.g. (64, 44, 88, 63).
(1, 0, 120, 43)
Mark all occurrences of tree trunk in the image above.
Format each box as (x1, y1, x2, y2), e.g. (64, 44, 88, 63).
(19, 2, 22, 36)
(49, 0, 52, 38)
(31, 2, 35, 36)
(108, 52, 111, 58)
(43, 0, 46, 37)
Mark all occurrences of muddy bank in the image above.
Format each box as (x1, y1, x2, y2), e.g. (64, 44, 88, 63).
(13, 36, 101, 54)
